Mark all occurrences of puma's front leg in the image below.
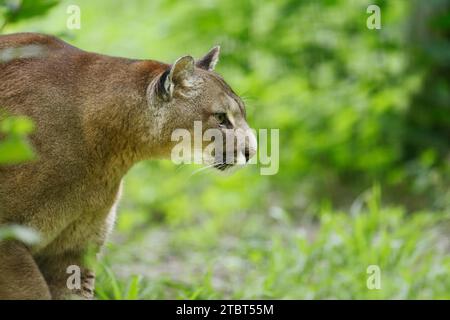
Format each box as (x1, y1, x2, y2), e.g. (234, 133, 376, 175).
(36, 251, 96, 300)
(36, 197, 119, 299)
(0, 240, 52, 300)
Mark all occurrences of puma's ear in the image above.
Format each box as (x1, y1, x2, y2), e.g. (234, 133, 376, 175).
(169, 55, 195, 85)
(196, 46, 220, 71)
(159, 55, 195, 100)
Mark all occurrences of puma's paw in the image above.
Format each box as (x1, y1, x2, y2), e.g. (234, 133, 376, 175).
(80, 270, 95, 299)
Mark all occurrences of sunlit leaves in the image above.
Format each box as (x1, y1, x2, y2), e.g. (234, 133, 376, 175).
(0, 0, 60, 24)
(0, 115, 36, 164)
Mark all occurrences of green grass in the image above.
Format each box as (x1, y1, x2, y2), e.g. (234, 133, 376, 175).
(95, 185, 450, 299)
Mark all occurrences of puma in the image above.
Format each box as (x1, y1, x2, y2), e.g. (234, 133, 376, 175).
(0, 33, 256, 299)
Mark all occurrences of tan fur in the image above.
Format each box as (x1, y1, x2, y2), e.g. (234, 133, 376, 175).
(0, 33, 255, 299)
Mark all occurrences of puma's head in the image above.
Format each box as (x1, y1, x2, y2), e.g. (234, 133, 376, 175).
(147, 47, 257, 171)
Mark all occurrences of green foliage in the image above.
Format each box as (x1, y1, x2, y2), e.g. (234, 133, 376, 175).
(0, 115, 35, 164)
(98, 187, 450, 299)
(0, 0, 60, 30)
(93, 258, 144, 300)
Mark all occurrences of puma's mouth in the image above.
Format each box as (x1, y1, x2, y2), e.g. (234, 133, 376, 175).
(213, 163, 234, 171)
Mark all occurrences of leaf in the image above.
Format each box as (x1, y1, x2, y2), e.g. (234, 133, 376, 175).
(0, 115, 36, 164)
(125, 275, 142, 300)
(0, 116, 35, 135)
(0, 224, 40, 245)
(0, 136, 35, 164)
(1, 0, 60, 23)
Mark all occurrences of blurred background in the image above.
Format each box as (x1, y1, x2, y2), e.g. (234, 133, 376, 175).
(1, 0, 449, 299)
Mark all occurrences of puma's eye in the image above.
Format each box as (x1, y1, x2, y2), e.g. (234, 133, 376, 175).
(214, 113, 228, 126)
